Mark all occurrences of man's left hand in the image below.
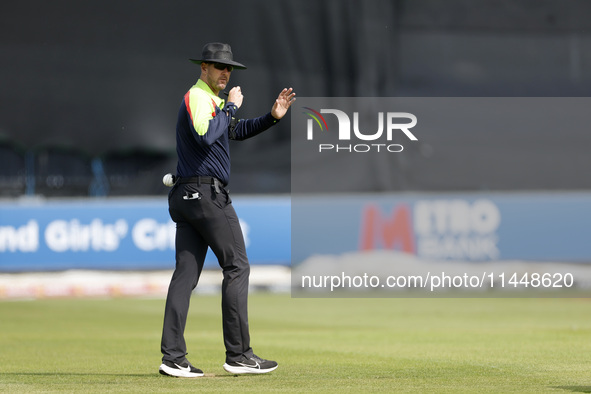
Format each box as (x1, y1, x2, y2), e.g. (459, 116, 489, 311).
(271, 88, 296, 120)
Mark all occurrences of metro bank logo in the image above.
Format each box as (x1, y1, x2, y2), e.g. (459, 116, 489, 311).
(359, 199, 501, 261)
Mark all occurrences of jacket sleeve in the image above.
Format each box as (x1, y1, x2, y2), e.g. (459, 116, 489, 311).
(185, 90, 238, 146)
(229, 113, 280, 141)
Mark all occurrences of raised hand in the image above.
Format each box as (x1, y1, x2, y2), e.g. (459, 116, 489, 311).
(271, 88, 296, 120)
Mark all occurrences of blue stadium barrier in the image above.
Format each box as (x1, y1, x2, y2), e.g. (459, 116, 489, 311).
(292, 192, 591, 264)
(3, 192, 591, 272)
(0, 196, 290, 272)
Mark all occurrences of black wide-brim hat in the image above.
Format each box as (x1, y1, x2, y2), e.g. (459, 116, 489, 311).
(189, 42, 247, 70)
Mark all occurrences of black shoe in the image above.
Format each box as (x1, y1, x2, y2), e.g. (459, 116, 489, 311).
(223, 354, 278, 374)
(159, 359, 204, 378)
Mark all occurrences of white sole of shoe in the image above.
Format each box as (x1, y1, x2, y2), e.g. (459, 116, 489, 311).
(222, 362, 278, 374)
(159, 363, 204, 378)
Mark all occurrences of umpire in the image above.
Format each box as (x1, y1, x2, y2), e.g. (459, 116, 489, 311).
(159, 42, 295, 378)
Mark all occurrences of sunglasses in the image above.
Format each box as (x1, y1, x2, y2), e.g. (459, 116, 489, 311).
(213, 63, 234, 72)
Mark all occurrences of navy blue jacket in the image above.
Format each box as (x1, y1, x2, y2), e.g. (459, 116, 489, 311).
(175, 80, 279, 185)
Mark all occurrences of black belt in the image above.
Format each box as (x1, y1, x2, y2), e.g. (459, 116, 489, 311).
(177, 176, 224, 193)
(177, 176, 219, 184)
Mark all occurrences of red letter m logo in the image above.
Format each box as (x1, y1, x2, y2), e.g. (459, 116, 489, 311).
(359, 204, 415, 253)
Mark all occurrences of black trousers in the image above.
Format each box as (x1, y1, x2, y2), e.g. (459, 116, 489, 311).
(160, 179, 253, 364)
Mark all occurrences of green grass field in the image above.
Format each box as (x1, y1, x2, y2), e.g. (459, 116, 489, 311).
(0, 294, 590, 393)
